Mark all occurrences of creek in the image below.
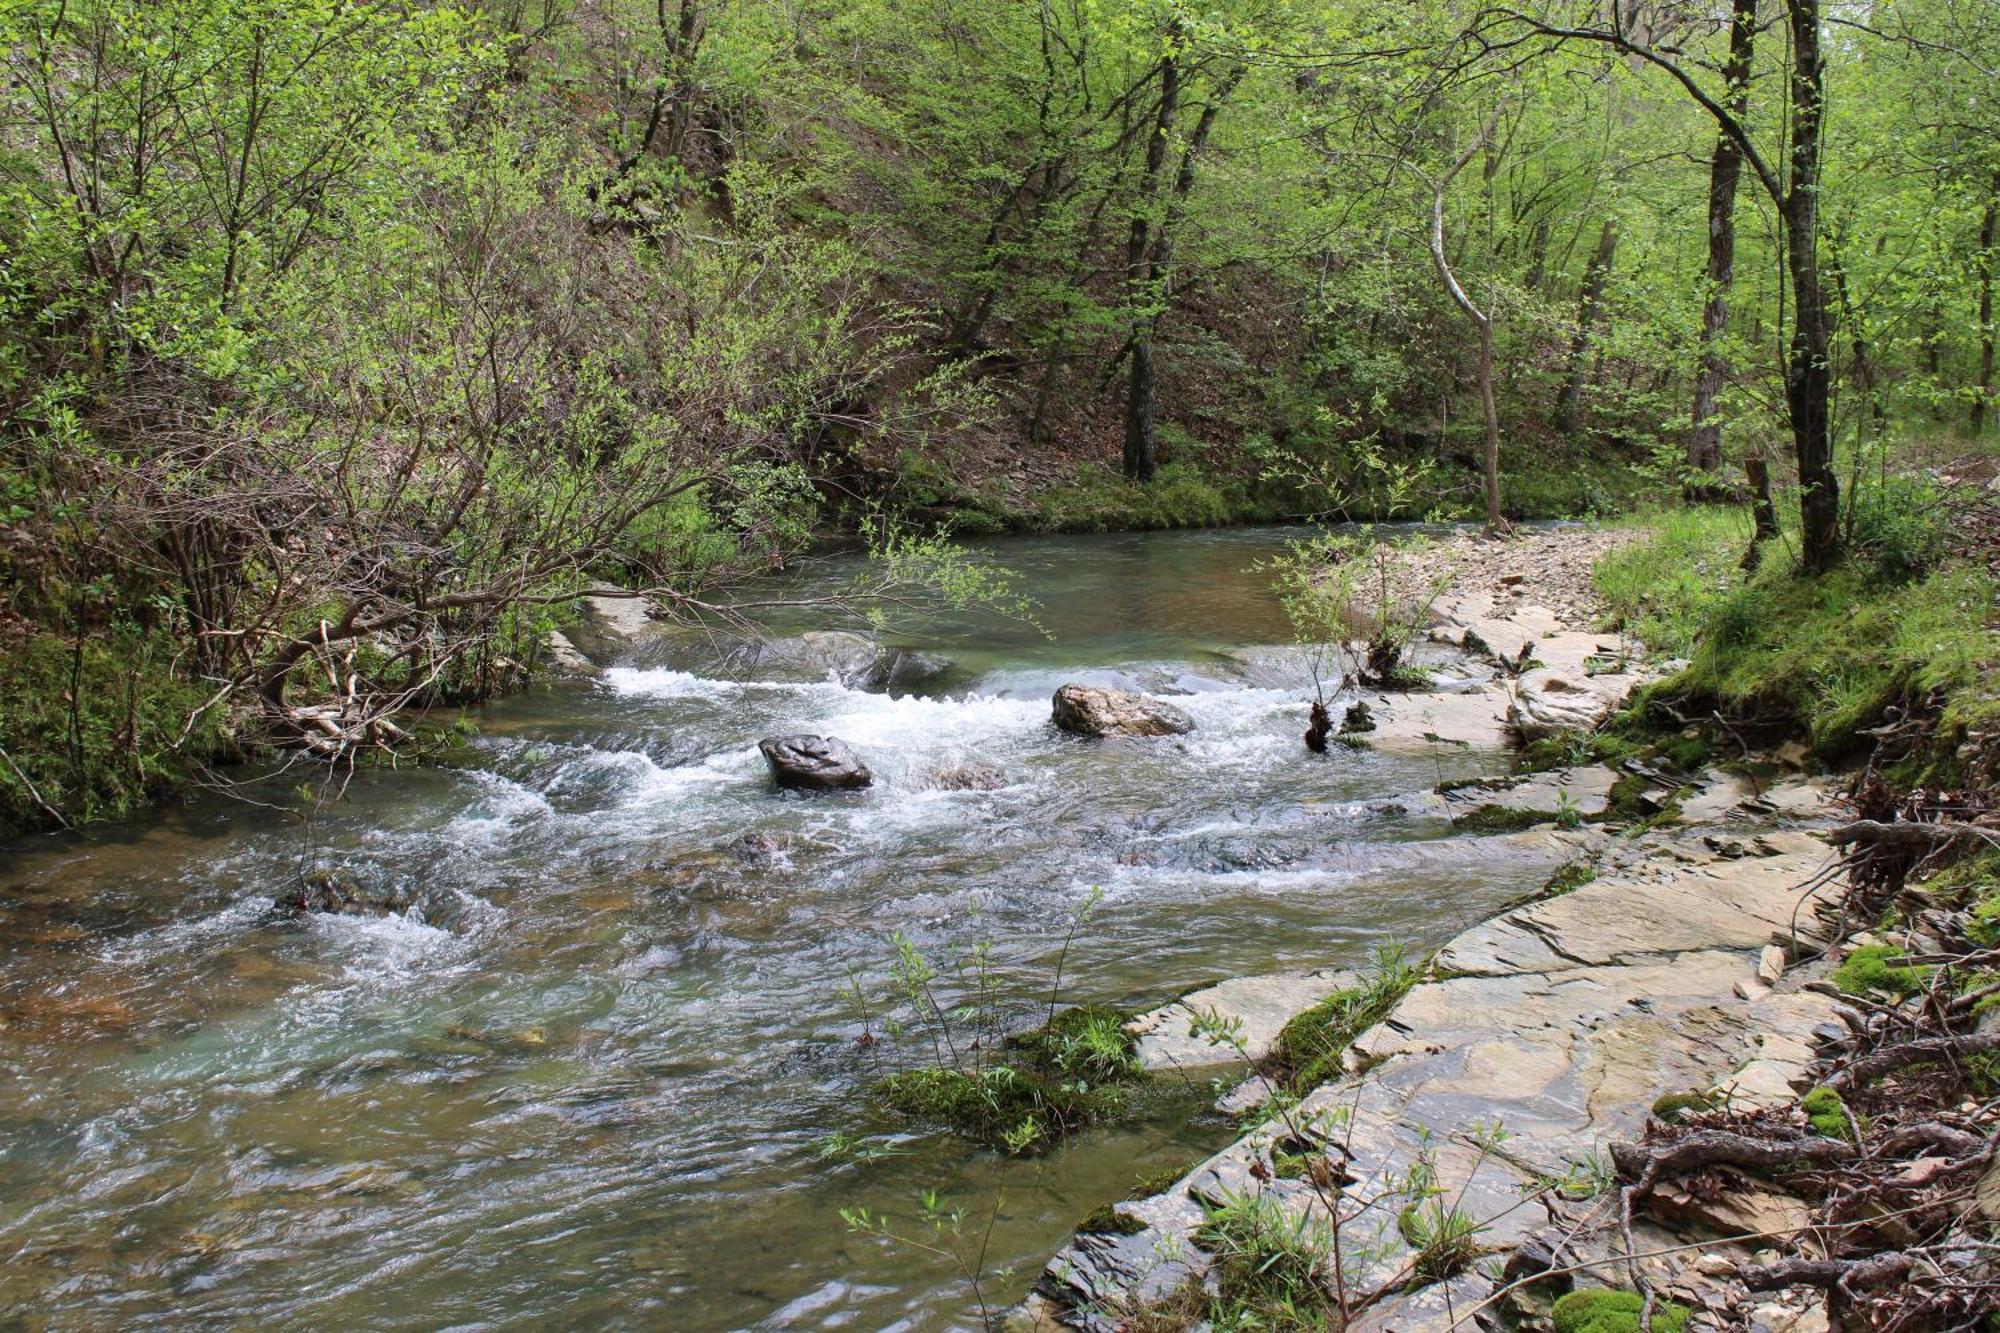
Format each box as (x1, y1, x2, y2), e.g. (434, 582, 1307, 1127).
(0, 527, 1564, 1330)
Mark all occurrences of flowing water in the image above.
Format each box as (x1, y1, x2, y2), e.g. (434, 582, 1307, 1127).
(0, 527, 1562, 1330)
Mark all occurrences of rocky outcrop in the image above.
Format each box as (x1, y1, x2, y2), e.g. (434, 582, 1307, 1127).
(1028, 778, 1842, 1330)
(1126, 969, 1359, 1073)
(1050, 684, 1195, 738)
(562, 591, 660, 664)
(758, 735, 873, 791)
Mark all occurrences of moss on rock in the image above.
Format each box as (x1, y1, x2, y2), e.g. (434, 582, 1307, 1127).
(1832, 944, 1931, 999)
(1552, 1289, 1689, 1333)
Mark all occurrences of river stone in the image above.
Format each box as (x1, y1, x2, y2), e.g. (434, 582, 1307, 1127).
(758, 735, 873, 791)
(1050, 684, 1195, 738)
(1506, 669, 1625, 741)
(923, 762, 1008, 791)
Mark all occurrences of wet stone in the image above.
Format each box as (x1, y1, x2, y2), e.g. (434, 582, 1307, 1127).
(1050, 684, 1195, 738)
(758, 734, 873, 790)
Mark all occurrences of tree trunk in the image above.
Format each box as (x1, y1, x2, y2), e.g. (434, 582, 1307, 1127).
(1426, 104, 1509, 533)
(1121, 46, 1179, 483)
(1553, 219, 1618, 434)
(1976, 172, 1998, 434)
(1784, 0, 1839, 571)
(1687, 0, 1754, 498)
(1478, 315, 1503, 529)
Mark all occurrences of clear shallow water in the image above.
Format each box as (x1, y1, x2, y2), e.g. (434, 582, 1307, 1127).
(0, 526, 1555, 1330)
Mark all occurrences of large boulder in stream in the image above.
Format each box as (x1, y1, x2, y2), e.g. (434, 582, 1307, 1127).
(1051, 684, 1195, 738)
(759, 735, 874, 791)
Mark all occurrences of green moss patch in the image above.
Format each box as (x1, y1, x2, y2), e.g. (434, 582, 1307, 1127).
(1832, 945, 1932, 1000)
(1269, 946, 1420, 1091)
(1451, 803, 1552, 834)
(873, 1004, 1143, 1154)
(1552, 1289, 1690, 1333)
(1801, 1086, 1856, 1140)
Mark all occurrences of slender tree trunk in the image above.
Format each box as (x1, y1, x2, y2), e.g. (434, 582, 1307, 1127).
(1477, 313, 1503, 529)
(1427, 104, 1509, 533)
(1553, 218, 1618, 434)
(1688, 0, 1754, 498)
(1122, 60, 1239, 483)
(1121, 45, 1179, 482)
(1828, 238, 1881, 438)
(1784, 0, 1839, 571)
(1976, 172, 1998, 434)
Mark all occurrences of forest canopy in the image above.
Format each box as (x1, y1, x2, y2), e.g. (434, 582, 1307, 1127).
(1, 0, 1996, 827)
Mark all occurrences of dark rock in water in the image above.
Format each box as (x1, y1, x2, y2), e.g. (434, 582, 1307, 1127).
(280, 869, 412, 917)
(759, 735, 873, 790)
(276, 868, 465, 928)
(876, 646, 953, 692)
(926, 762, 1008, 791)
(1050, 684, 1195, 738)
(1341, 699, 1376, 734)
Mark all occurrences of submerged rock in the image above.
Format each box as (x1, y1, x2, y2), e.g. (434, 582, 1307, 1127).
(725, 830, 795, 861)
(1050, 684, 1195, 738)
(924, 762, 1009, 791)
(759, 735, 873, 790)
(697, 631, 954, 692)
(276, 869, 465, 929)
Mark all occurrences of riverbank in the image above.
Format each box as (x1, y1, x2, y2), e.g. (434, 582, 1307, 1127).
(1028, 770, 1848, 1330)
(1020, 510, 2000, 1331)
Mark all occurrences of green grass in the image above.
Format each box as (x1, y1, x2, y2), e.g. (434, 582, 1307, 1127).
(1595, 505, 1756, 656)
(1197, 1193, 1337, 1329)
(1596, 480, 1998, 777)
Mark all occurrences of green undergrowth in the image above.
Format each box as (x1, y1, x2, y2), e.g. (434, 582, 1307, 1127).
(873, 1003, 1144, 1154)
(1595, 481, 1998, 780)
(1552, 1289, 1690, 1333)
(0, 630, 239, 835)
(1197, 1193, 1337, 1328)
(1268, 944, 1420, 1091)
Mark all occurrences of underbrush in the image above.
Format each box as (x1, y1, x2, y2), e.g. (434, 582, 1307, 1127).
(0, 629, 237, 835)
(874, 1002, 1145, 1154)
(1029, 460, 1290, 532)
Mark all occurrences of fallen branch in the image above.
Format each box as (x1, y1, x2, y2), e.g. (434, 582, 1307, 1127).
(1612, 1129, 1856, 1195)
(1826, 1030, 2000, 1092)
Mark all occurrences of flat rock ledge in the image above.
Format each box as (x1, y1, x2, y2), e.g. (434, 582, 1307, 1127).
(1024, 780, 1842, 1331)
(1351, 589, 1657, 754)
